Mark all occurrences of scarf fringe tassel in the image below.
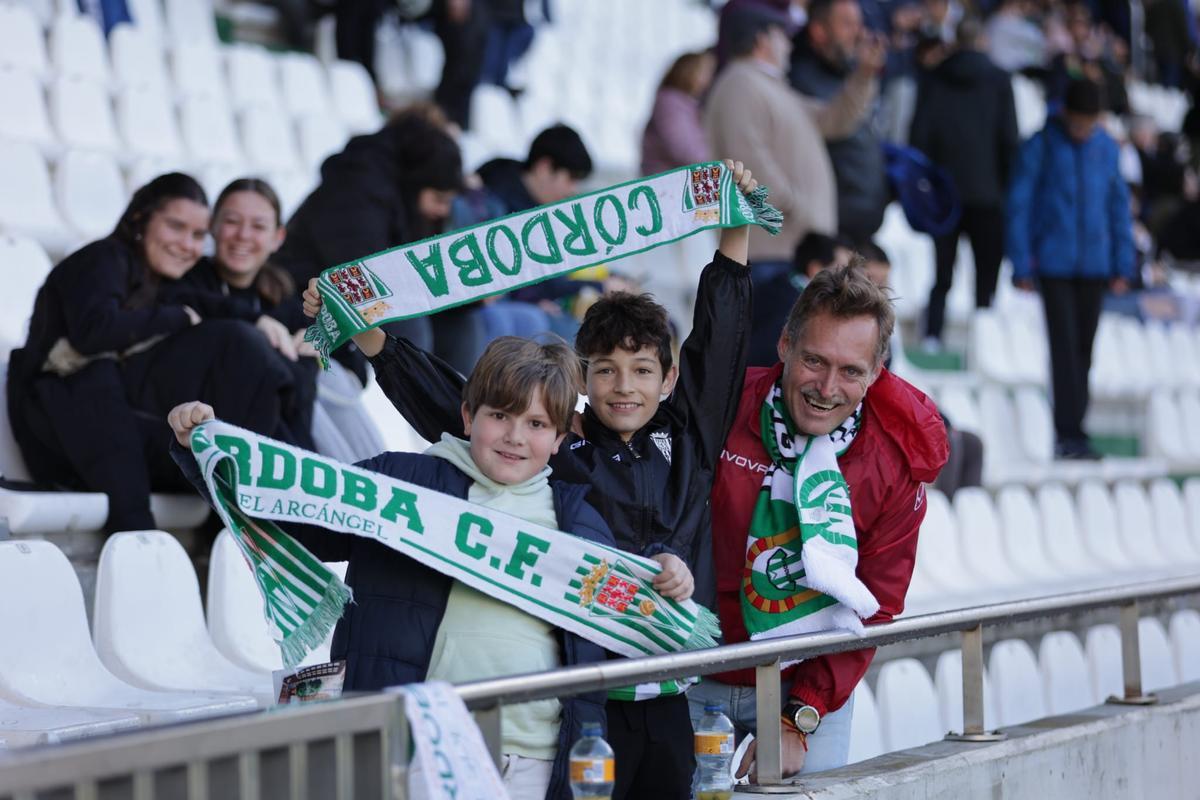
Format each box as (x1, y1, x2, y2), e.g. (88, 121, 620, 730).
(278, 577, 354, 670)
(747, 186, 784, 236)
(684, 607, 722, 651)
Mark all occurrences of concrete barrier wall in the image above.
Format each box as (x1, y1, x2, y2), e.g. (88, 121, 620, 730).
(736, 683, 1200, 800)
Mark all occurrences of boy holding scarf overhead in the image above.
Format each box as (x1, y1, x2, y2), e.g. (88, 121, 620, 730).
(303, 161, 761, 799)
(700, 263, 948, 778)
(167, 337, 697, 800)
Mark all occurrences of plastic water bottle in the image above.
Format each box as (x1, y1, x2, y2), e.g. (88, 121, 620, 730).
(569, 722, 615, 799)
(694, 704, 735, 800)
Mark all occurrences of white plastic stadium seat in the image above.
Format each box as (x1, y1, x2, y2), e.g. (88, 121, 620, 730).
(0, 697, 140, 747)
(1147, 478, 1200, 564)
(50, 77, 122, 158)
(226, 44, 284, 112)
(93, 531, 275, 706)
(0, 237, 52, 349)
(126, 0, 167, 44)
(181, 95, 244, 167)
(953, 488, 1027, 595)
(1186, 478, 1200, 553)
(109, 23, 169, 94)
(240, 106, 302, 173)
(296, 114, 349, 176)
(907, 488, 976, 612)
(934, 649, 998, 733)
(1086, 624, 1126, 701)
(49, 14, 110, 86)
(165, 0, 218, 45)
(988, 638, 1048, 727)
(1111, 481, 1171, 570)
(846, 681, 883, 764)
(469, 84, 525, 156)
(0, 69, 59, 157)
(1075, 481, 1140, 575)
(172, 42, 228, 102)
(1169, 609, 1200, 683)
(875, 658, 944, 751)
(970, 310, 1017, 384)
(0, 142, 74, 258)
(1038, 631, 1096, 714)
(278, 51, 334, 118)
(995, 486, 1060, 586)
(1035, 484, 1106, 580)
(117, 86, 185, 161)
(0, 4, 49, 77)
(207, 529, 344, 673)
(0, 540, 256, 723)
(1138, 617, 1178, 692)
(55, 149, 127, 240)
(328, 59, 381, 133)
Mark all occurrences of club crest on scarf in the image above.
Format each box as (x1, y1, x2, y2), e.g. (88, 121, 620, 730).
(572, 555, 685, 635)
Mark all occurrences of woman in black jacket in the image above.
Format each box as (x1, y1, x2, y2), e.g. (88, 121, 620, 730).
(180, 178, 318, 451)
(7, 173, 302, 532)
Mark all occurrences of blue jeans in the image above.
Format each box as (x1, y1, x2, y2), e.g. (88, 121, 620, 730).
(686, 679, 855, 774)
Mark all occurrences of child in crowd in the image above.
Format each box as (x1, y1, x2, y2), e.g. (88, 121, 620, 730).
(303, 161, 759, 799)
(168, 337, 693, 800)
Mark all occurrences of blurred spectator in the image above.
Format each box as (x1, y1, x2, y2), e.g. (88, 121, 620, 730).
(706, 5, 880, 279)
(481, 0, 535, 91)
(336, 0, 488, 127)
(7, 174, 305, 532)
(716, 0, 803, 68)
(790, 0, 890, 244)
(1006, 78, 1134, 460)
(923, 0, 962, 42)
(473, 125, 596, 342)
(910, 17, 1019, 349)
(857, 239, 892, 288)
(985, 0, 1048, 72)
(641, 51, 716, 175)
(276, 107, 470, 378)
(1144, 0, 1194, 87)
(746, 232, 848, 365)
(1045, 2, 1127, 113)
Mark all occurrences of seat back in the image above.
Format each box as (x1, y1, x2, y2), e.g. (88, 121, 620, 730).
(51, 76, 121, 156)
(996, 485, 1057, 583)
(1075, 481, 1130, 571)
(0, 142, 63, 236)
(126, 0, 167, 43)
(1169, 609, 1200, 683)
(110, 22, 168, 94)
(165, 0, 218, 45)
(935, 385, 981, 435)
(876, 658, 944, 751)
(0, 4, 49, 76)
(49, 14, 110, 85)
(279, 52, 333, 118)
(328, 59, 381, 133)
(1038, 631, 1095, 714)
(1186, 478, 1200, 552)
(977, 384, 1024, 482)
(988, 639, 1047, 727)
(117, 86, 184, 160)
(1085, 623, 1123, 701)
(181, 94, 243, 167)
(0, 69, 57, 152)
(934, 649, 998, 733)
(56, 150, 127, 240)
(1012, 387, 1054, 464)
(0, 235, 52, 355)
(1138, 617, 1177, 692)
(970, 310, 1016, 383)
(207, 528, 284, 671)
(846, 681, 884, 763)
(226, 44, 283, 112)
(954, 487, 1024, 591)
(1147, 479, 1200, 562)
(172, 42, 228, 102)
(1035, 484, 1101, 577)
(913, 488, 974, 595)
(296, 114, 349, 176)
(240, 106, 301, 173)
(1112, 481, 1170, 568)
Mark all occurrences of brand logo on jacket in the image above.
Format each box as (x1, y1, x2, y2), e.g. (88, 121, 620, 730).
(720, 449, 770, 474)
(650, 431, 673, 464)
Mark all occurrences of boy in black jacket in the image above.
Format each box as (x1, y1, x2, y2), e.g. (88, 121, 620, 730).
(303, 162, 758, 799)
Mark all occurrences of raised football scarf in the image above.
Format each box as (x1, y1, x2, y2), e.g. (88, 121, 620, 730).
(304, 161, 782, 363)
(190, 420, 720, 669)
(741, 381, 879, 643)
(399, 682, 509, 800)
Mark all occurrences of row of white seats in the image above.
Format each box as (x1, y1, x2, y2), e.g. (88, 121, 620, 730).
(932, 382, 1167, 487)
(907, 480, 1200, 615)
(0, 62, 365, 175)
(0, 7, 381, 131)
(0, 138, 322, 259)
(848, 614, 1200, 761)
(8, 0, 221, 49)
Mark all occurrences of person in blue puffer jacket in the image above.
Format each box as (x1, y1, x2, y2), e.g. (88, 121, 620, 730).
(1006, 77, 1134, 460)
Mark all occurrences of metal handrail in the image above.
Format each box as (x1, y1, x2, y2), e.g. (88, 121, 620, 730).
(1, 573, 1198, 799)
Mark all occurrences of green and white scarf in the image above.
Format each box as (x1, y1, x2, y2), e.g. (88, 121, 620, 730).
(304, 161, 782, 362)
(190, 420, 720, 669)
(741, 380, 879, 643)
(400, 682, 509, 800)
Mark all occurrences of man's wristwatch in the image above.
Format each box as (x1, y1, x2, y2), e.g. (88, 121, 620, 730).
(781, 702, 821, 735)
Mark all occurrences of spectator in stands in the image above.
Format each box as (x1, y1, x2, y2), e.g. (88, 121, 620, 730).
(698, 264, 947, 777)
(1045, 2, 1127, 114)
(474, 125, 596, 342)
(706, 5, 882, 281)
(178, 179, 318, 452)
(641, 51, 716, 175)
(7, 173, 304, 533)
(910, 16, 1020, 351)
(716, 0, 803, 69)
(857, 240, 892, 289)
(167, 337, 672, 800)
(985, 0, 1049, 73)
(1007, 78, 1134, 460)
(1143, 0, 1193, 88)
(276, 107, 479, 379)
(481, 0, 536, 91)
(336, 0, 489, 128)
(790, 0, 891, 245)
(748, 232, 850, 366)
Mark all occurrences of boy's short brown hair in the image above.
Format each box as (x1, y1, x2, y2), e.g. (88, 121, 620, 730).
(463, 337, 583, 433)
(575, 292, 673, 373)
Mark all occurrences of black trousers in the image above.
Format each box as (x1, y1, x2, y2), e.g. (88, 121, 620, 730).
(925, 205, 1006, 340)
(607, 694, 695, 800)
(1039, 276, 1108, 445)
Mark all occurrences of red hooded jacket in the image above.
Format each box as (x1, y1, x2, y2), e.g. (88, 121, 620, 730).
(709, 363, 949, 715)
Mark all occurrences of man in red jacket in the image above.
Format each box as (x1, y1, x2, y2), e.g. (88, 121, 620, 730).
(689, 263, 948, 777)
